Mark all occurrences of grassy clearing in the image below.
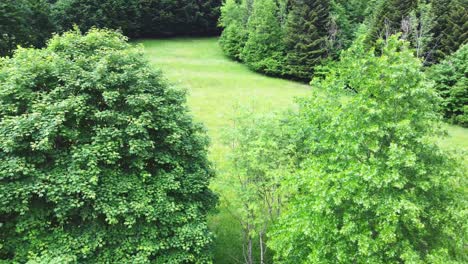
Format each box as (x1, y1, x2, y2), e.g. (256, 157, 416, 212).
(137, 37, 467, 263)
(137, 37, 310, 262)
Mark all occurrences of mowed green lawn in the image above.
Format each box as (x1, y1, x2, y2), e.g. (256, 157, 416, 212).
(137, 37, 467, 263)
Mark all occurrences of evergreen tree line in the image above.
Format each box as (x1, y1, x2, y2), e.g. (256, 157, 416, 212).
(0, 0, 222, 57)
(219, 0, 467, 80)
(219, 0, 467, 125)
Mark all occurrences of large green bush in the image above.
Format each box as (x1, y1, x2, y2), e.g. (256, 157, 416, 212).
(429, 44, 468, 126)
(0, 29, 216, 263)
(269, 36, 466, 263)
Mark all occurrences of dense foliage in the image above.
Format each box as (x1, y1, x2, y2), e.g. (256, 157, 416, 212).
(429, 44, 468, 126)
(219, 0, 467, 80)
(222, 108, 295, 264)
(1, 1, 466, 263)
(268, 36, 466, 263)
(51, 0, 141, 38)
(53, 0, 222, 38)
(428, 0, 468, 62)
(0, 0, 222, 56)
(241, 0, 285, 76)
(0, 0, 55, 57)
(330, 0, 376, 51)
(283, 0, 330, 80)
(0, 29, 216, 263)
(218, 0, 250, 61)
(366, 0, 418, 44)
(219, 0, 333, 80)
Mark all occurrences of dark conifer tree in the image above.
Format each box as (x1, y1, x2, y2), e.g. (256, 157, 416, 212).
(198, 0, 223, 35)
(428, 0, 468, 62)
(367, 0, 418, 44)
(331, 0, 376, 50)
(283, 0, 331, 81)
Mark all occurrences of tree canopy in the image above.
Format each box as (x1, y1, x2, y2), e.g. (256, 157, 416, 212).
(0, 0, 222, 57)
(0, 29, 216, 263)
(268, 36, 466, 263)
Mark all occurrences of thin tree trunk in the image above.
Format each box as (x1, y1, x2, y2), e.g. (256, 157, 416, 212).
(259, 230, 265, 264)
(247, 230, 253, 264)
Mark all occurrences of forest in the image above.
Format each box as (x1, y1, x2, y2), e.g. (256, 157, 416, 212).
(0, 0, 467, 263)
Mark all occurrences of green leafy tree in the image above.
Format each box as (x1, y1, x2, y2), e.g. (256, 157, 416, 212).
(429, 44, 468, 126)
(428, 0, 468, 62)
(222, 107, 294, 264)
(401, 1, 435, 60)
(0, 29, 216, 263)
(283, 0, 331, 81)
(241, 0, 285, 76)
(0, 0, 55, 56)
(269, 36, 466, 263)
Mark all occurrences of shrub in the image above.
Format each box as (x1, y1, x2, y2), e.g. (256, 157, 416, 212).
(429, 44, 468, 126)
(269, 36, 466, 263)
(0, 29, 216, 263)
(219, 22, 249, 60)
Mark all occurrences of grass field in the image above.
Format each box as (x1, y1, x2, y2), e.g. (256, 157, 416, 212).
(137, 37, 467, 263)
(137, 37, 310, 262)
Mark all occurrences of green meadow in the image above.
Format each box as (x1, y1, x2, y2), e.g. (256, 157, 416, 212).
(138, 37, 467, 263)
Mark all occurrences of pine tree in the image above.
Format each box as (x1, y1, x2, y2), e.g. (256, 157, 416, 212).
(367, 0, 418, 44)
(241, 0, 285, 76)
(428, 0, 468, 62)
(283, 0, 331, 81)
(198, 0, 223, 35)
(331, 0, 375, 50)
(219, 0, 249, 60)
